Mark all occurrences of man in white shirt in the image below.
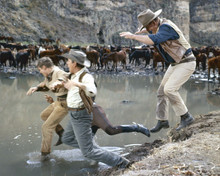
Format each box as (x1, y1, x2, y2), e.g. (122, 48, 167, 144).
(61, 49, 130, 168)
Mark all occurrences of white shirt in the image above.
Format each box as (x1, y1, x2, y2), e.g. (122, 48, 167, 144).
(66, 67, 97, 108)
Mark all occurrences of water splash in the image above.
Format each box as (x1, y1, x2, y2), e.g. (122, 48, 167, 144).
(26, 151, 42, 165)
(26, 146, 124, 166)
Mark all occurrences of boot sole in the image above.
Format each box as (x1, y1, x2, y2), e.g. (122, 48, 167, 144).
(163, 125, 169, 129)
(150, 125, 169, 133)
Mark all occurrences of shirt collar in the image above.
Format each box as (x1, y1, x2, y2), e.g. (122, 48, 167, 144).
(46, 67, 55, 82)
(70, 67, 88, 79)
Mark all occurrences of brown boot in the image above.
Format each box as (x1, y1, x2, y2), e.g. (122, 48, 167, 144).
(54, 129, 64, 146)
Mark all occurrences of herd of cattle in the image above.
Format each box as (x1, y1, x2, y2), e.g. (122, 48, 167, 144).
(0, 36, 220, 79)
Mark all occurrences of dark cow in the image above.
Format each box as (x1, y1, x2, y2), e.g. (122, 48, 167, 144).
(100, 53, 109, 69)
(16, 49, 31, 71)
(153, 52, 166, 71)
(129, 49, 151, 67)
(49, 55, 67, 66)
(196, 53, 207, 71)
(192, 47, 207, 71)
(0, 49, 16, 67)
(86, 50, 100, 69)
(208, 56, 220, 80)
(6, 37, 14, 43)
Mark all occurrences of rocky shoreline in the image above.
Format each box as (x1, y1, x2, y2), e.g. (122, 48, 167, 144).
(97, 111, 220, 176)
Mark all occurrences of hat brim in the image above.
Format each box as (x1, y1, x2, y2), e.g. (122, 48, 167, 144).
(62, 53, 91, 67)
(139, 9, 162, 31)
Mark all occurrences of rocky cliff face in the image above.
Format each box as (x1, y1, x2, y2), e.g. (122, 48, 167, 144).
(0, 0, 219, 46)
(48, 0, 190, 45)
(190, 0, 220, 46)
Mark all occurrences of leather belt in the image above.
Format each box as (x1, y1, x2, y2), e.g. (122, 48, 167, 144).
(57, 94, 67, 101)
(183, 51, 193, 58)
(68, 107, 85, 111)
(57, 97, 66, 101)
(171, 54, 196, 66)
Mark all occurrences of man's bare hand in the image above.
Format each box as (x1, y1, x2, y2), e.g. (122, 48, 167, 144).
(26, 87, 38, 95)
(119, 32, 135, 39)
(50, 81, 64, 90)
(45, 94, 54, 104)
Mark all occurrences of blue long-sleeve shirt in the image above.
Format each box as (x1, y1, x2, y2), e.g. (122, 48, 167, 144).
(148, 24, 179, 63)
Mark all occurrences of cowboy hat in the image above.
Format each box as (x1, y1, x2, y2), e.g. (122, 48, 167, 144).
(138, 9, 162, 31)
(62, 49, 91, 67)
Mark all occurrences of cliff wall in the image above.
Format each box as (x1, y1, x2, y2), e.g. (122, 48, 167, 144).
(0, 0, 219, 46)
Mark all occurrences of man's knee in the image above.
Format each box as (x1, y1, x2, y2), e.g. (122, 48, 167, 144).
(164, 85, 175, 96)
(41, 122, 49, 133)
(40, 112, 47, 121)
(61, 132, 73, 145)
(157, 85, 165, 97)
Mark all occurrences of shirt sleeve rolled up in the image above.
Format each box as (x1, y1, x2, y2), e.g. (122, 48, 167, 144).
(81, 74, 97, 97)
(148, 24, 179, 45)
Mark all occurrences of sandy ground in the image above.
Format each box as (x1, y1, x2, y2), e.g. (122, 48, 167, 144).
(97, 110, 220, 176)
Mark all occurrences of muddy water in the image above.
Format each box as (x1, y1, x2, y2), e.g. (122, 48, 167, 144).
(0, 72, 219, 176)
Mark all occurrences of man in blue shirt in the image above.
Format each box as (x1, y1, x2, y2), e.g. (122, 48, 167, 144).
(120, 9, 196, 132)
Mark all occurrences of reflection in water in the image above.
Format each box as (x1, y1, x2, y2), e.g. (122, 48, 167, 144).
(206, 92, 220, 107)
(0, 72, 219, 176)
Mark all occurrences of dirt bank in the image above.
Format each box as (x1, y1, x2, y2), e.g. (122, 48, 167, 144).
(97, 111, 220, 176)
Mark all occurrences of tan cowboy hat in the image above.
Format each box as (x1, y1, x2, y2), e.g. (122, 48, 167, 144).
(138, 9, 162, 31)
(62, 49, 91, 67)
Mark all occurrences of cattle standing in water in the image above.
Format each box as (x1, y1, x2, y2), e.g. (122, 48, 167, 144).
(39, 49, 62, 58)
(100, 52, 113, 70)
(192, 48, 207, 71)
(39, 45, 70, 66)
(196, 53, 207, 71)
(16, 49, 31, 71)
(86, 50, 100, 70)
(0, 49, 16, 67)
(101, 50, 126, 71)
(208, 56, 220, 80)
(152, 52, 166, 72)
(129, 49, 151, 67)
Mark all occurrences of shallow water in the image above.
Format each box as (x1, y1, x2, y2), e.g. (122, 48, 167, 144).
(0, 72, 219, 176)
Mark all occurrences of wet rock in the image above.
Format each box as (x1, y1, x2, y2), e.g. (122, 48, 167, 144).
(121, 100, 134, 104)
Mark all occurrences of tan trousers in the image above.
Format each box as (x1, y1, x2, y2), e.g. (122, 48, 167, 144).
(156, 61, 196, 120)
(40, 100, 68, 153)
